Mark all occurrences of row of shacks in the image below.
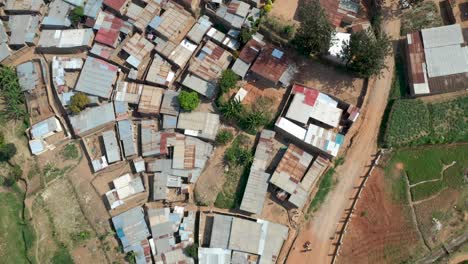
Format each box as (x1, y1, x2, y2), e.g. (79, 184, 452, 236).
(2, 0, 363, 263)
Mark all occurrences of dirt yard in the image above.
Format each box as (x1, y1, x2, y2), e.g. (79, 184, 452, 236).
(294, 57, 365, 106)
(337, 168, 424, 263)
(270, 0, 300, 22)
(286, 7, 402, 263)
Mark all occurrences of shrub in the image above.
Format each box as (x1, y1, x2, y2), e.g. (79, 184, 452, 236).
(61, 143, 79, 160)
(216, 129, 234, 145)
(0, 143, 17, 162)
(178, 91, 200, 111)
(8, 164, 22, 182)
(219, 69, 239, 93)
(224, 135, 253, 166)
(240, 27, 254, 44)
(72, 231, 91, 242)
(184, 243, 198, 260)
(70, 6, 84, 27)
(263, 3, 272, 12)
(69, 92, 90, 114)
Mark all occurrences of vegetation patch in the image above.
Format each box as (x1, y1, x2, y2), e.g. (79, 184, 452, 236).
(400, 1, 443, 35)
(0, 66, 27, 121)
(308, 166, 335, 213)
(178, 91, 200, 111)
(61, 143, 79, 160)
(384, 97, 468, 147)
(214, 135, 253, 209)
(387, 144, 468, 201)
(0, 191, 35, 264)
(215, 129, 234, 146)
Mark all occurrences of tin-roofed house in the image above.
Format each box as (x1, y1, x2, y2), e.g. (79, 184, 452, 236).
(231, 38, 265, 79)
(249, 45, 295, 87)
(160, 90, 180, 129)
(150, 1, 195, 45)
(177, 112, 220, 141)
(74, 57, 118, 99)
(240, 130, 276, 215)
(37, 28, 94, 52)
(121, 33, 155, 69)
(17, 61, 41, 92)
(41, 0, 72, 28)
(133, 0, 161, 31)
(69, 103, 116, 137)
(93, 11, 126, 48)
(186, 15, 212, 44)
(106, 173, 145, 209)
(103, 0, 130, 15)
(111, 206, 150, 253)
(102, 129, 121, 164)
(8, 15, 40, 47)
(145, 54, 176, 87)
(205, 0, 251, 30)
(137, 85, 164, 115)
(114, 81, 144, 105)
(4, 0, 44, 14)
(182, 40, 232, 98)
(320, 0, 360, 28)
(28, 116, 64, 155)
(406, 24, 468, 95)
(0, 21, 11, 62)
(83, 0, 104, 19)
(117, 119, 137, 158)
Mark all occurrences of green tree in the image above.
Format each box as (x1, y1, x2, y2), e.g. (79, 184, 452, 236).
(0, 67, 26, 120)
(215, 129, 234, 145)
(240, 27, 254, 45)
(219, 69, 239, 93)
(184, 243, 198, 260)
(292, 0, 334, 55)
(340, 29, 392, 77)
(69, 92, 90, 114)
(70, 6, 84, 27)
(178, 91, 200, 111)
(125, 251, 136, 264)
(0, 143, 17, 162)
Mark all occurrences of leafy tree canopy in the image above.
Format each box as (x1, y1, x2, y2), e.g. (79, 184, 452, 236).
(292, 0, 334, 55)
(0, 143, 17, 162)
(340, 29, 392, 78)
(69, 92, 90, 114)
(219, 69, 239, 93)
(178, 91, 200, 111)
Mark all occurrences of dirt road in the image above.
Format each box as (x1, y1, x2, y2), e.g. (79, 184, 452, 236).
(286, 11, 401, 264)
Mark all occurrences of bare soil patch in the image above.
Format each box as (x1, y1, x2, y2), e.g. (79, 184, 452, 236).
(337, 168, 423, 263)
(270, 0, 300, 22)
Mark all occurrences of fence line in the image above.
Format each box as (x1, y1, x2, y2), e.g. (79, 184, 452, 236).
(331, 150, 383, 264)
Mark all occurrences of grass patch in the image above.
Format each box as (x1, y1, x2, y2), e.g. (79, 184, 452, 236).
(400, 2, 443, 35)
(214, 135, 253, 209)
(384, 97, 468, 147)
(61, 143, 79, 160)
(387, 144, 468, 201)
(0, 192, 36, 263)
(308, 167, 335, 213)
(43, 163, 69, 184)
(51, 245, 74, 264)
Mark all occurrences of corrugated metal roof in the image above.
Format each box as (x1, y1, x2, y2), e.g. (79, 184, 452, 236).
(114, 81, 143, 104)
(122, 33, 155, 68)
(422, 24, 464, 48)
(240, 170, 270, 215)
(231, 59, 250, 78)
(168, 39, 197, 68)
(228, 217, 261, 254)
(181, 74, 217, 98)
(210, 214, 233, 248)
(257, 220, 288, 264)
(118, 119, 137, 157)
(270, 144, 313, 194)
(137, 85, 164, 114)
(141, 120, 162, 157)
(102, 130, 121, 163)
(186, 15, 212, 44)
(17, 61, 40, 92)
(198, 248, 231, 264)
(177, 112, 220, 140)
(5, 0, 43, 12)
(38, 29, 94, 48)
(9, 15, 39, 46)
(134, 0, 161, 31)
(250, 45, 289, 84)
(153, 172, 168, 200)
(188, 40, 232, 82)
(75, 57, 118, 98)
(111, 206, 150, 253)
(94, 11, 124, 48)
(160, 90, 180, 116)
(84, 0, 103, 19)
(42, 0, 72, 27)
(153, 1, 195, 44)
(0, 43, 11, 62)
(145, 54, 175, 86)
(103, 0, 128, 13)
(30, 116, 61, 139)
(69, 103, 115, 136)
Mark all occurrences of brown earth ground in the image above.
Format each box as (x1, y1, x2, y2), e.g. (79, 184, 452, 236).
(336, 168, 422, 264)
(270, 0, 300, 22)
(286, 2, 402, 263)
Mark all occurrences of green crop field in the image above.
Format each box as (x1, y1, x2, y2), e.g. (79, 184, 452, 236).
(387, 144, 468, 201)
(384, 97, 468, 147)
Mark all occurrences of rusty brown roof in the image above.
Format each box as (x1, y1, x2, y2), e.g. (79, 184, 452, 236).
(407, 31, 426, 84)
(238, 39, 264, 64)
(250, 45, 289, 83)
